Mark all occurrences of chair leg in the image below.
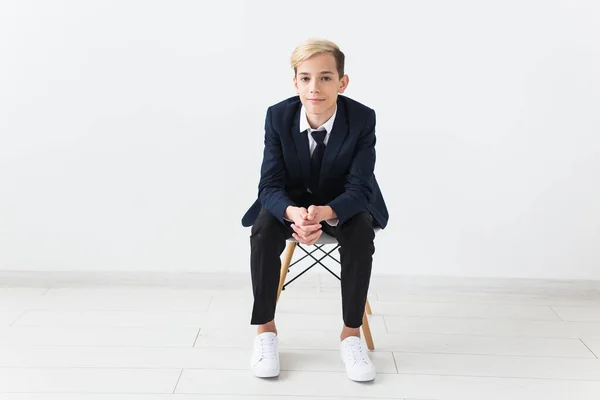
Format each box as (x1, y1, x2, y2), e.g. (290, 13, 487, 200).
(361, 310, 375, 350)
(276, 242, 297, 303)
(365, 298, 373, 315)
(362, 300, 375, 350)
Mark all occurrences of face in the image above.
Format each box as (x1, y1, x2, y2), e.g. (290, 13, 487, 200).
(293, 52, 349, 117)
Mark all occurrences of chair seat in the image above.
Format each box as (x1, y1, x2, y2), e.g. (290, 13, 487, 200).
(288, 232, 339, 245)
(287, 227, 381, 245)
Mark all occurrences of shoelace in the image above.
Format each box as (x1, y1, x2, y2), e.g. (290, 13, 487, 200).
(257, 336, 278, 360)
(344, 339, 368, 366)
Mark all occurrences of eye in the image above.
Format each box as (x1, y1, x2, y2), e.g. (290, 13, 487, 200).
(322, 77, 332, 81)
(300, 77, 309, 82)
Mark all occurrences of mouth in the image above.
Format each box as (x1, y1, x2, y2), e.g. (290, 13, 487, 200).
(308, 98, 325, 103)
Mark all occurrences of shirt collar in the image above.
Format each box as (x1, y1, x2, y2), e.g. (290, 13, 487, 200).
(300, 103, 337, 134)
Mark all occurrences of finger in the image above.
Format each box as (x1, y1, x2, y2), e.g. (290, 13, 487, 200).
(306, 206, 315, 220)
(296, 219, 321, 229)
(311, 229, 323, 240)
(292, 223, 314, 236)
(292, 233, 309, 245)
(298, 225, 320, 236)
(305, 223, 322, 232)
(291, 224, 306, 237)
(292, 226, 312, 240)
(305, 229, 321, 242)
(296, 222, 321, 233)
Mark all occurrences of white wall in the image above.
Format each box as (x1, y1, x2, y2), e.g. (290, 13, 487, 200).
(1, 0, 599, 279)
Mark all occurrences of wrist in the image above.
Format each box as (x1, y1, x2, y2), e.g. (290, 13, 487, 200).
(324, 206, 336, 220)
(284, 205, 296, 220)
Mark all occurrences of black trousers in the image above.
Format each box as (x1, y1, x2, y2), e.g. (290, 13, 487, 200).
(249, 207, 376, 328)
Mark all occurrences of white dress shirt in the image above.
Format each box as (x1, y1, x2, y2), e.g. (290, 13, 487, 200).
(300, 104, 337, 156)
(292, 104, 339, 227)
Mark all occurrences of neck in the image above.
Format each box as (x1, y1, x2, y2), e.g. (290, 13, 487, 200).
(306, 103, 336, 129)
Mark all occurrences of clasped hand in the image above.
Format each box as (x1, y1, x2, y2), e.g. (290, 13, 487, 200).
(288, 205, 327, 246)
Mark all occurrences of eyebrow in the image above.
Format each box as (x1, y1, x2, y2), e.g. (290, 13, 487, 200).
(298, 71, 334, 75)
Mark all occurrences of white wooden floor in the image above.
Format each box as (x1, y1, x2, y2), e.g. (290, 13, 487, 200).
(1, 271, 600, 399)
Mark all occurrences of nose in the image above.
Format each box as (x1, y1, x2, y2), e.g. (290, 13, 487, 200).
(309, 80, 320, 94)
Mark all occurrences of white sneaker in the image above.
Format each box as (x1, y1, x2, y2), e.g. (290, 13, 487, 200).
(340, 336, 376, 381)
(250, 332, 280, 378)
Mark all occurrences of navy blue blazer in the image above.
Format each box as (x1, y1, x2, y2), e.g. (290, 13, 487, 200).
(242, 94, 389, 229)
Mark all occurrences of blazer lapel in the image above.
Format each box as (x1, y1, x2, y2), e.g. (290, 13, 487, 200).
(320, 98, 348, 183)
(290, 105, 311, 185)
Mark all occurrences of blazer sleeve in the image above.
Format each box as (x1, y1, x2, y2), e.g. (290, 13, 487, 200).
(327, 109, 376, 226)
(257, 107, 295, 223)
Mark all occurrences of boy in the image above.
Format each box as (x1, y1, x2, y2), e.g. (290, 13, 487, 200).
(241, 38, 388, 382)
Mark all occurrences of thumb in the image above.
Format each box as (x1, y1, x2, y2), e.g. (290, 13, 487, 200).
(299, 207, 309, 219)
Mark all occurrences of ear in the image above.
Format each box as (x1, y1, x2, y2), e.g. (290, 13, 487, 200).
(338, 74, 349, 94)
(293, 75, 300, 94)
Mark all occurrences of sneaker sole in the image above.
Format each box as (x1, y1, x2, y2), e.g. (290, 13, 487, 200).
(253, 368, 280, 378)
(347, 370, 376, 382)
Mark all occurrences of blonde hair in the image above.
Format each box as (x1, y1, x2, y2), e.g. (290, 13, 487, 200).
(290, 38, 345, 78)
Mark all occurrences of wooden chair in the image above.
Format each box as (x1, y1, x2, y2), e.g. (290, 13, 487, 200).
(275, 231, 377, 350)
